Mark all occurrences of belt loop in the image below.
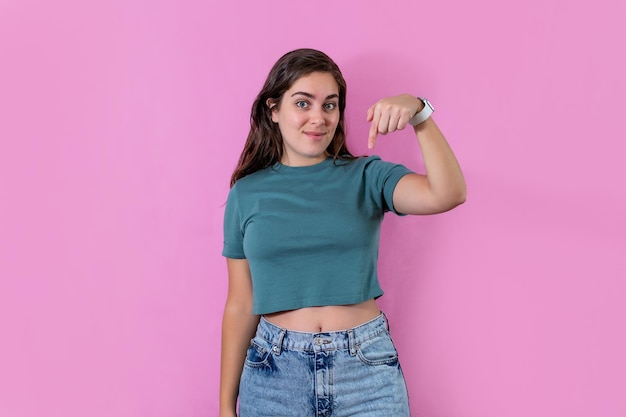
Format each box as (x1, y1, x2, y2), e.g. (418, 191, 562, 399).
(273, 329, 286, 355)
(347, 329, 357, 356)
(382, 311, 390, 331)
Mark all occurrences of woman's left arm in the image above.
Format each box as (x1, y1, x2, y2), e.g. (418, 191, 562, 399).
(367, 94, 467, 215)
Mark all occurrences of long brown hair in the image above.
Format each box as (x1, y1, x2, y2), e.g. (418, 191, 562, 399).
(230, 48, 355, 186)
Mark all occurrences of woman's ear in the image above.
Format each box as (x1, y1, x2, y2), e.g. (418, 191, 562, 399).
(266, 98, 279, 123)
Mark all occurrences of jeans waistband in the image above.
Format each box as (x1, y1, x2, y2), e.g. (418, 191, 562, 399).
(256, 312, 389, 355)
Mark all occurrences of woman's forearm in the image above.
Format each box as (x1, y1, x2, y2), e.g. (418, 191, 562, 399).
(220, 305, 259, 417)
(414, 117, 466, 207)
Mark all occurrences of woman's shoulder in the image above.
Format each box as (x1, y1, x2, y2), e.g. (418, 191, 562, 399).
(336, 154, 385, 168)
(230, 162, 299, 198)
(232, 164, 276, 187)
(333, 154, 381, 164)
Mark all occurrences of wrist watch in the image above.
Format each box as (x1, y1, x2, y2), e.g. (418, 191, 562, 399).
(408, 97, 434, 126)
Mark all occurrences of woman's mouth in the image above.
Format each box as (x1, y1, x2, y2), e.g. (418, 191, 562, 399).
(304, 131, 326, 140)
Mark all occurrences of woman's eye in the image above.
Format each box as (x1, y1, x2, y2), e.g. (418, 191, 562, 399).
(324, 103, 337, 111)
(296, 101, 308, 109)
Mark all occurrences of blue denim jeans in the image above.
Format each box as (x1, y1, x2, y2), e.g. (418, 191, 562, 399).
(238, 313, 410, 417)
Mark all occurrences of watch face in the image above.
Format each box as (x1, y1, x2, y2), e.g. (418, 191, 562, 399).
(419, 97, 434, 112)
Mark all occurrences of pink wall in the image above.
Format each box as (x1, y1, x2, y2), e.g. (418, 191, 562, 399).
(1, 0, 624, 416)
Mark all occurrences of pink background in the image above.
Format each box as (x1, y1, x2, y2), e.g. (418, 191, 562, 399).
(1, 0, 625, 416)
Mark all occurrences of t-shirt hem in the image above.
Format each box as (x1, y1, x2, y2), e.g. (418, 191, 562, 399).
(253, 291, 384, 315)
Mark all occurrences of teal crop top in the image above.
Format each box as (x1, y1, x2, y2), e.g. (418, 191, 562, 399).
(222, 155, 413, 315)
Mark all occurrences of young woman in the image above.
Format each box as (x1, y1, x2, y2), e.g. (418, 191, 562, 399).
(220, 48, 466, 417)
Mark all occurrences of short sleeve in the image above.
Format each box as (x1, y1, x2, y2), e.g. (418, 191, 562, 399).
(222, 186, 246, 259)
(363, 156, 413, 215)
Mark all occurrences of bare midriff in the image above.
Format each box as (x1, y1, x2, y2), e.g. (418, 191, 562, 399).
(263, 299, 381, 333)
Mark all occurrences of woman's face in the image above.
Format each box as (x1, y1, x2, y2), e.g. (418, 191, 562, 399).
(271, 72, 340, 166)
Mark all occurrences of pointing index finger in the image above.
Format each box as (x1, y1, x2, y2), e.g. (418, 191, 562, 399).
(368, 106, 380, 149)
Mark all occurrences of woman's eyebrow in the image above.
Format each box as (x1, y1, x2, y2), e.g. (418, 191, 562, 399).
(290, 92, 339, 100)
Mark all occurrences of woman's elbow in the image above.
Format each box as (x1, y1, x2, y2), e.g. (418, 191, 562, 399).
(436, 187, 467, 213)
(456, 186, 467, 206)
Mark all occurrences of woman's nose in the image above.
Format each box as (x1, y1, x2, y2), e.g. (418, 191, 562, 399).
(309, 106, 325, 124)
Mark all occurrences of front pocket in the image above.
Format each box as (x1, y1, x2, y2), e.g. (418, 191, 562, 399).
(356, 332, 399, 366)
(244, 339, 273, 368)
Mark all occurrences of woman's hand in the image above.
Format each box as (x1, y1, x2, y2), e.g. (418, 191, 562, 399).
(366, 94, 424, 149)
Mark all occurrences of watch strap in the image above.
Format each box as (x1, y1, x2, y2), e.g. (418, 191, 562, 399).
(408, 97, 434, 126)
